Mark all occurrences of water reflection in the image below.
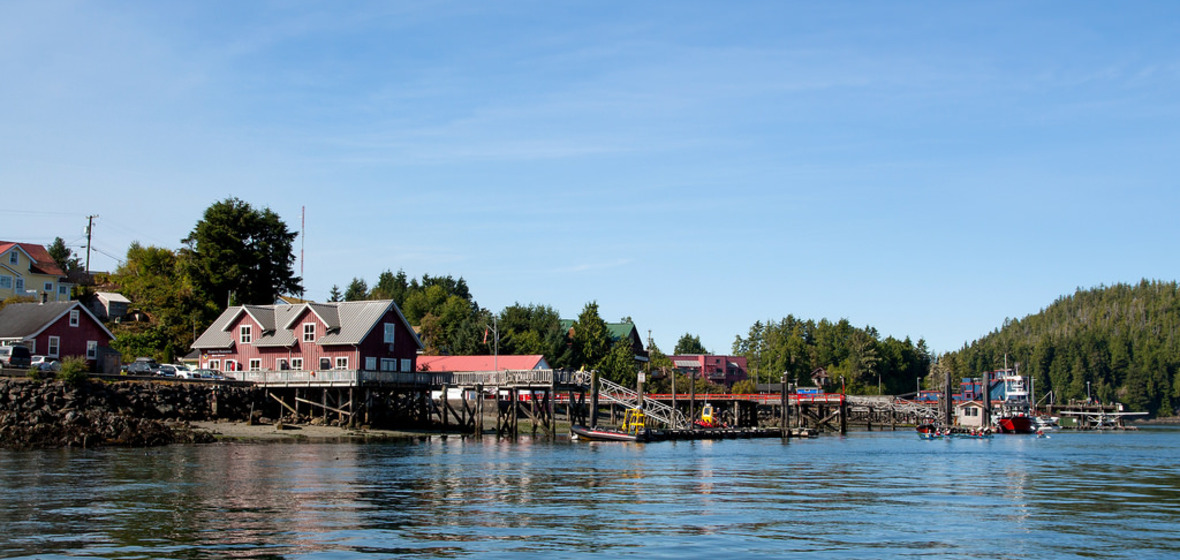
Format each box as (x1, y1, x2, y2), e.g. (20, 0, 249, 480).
(3, 430, 1180, 558)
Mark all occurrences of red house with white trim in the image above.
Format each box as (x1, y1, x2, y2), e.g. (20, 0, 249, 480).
(0, 301, 115, 369)
(191, 300, 422, 374)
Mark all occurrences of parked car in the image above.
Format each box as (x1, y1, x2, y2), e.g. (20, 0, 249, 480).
(158, 364, 181, 377)
(126, 357, 159, 376)
(30, 355, 61, 372)
(0, 346, 32, 369)
(197, 368, 224, 380)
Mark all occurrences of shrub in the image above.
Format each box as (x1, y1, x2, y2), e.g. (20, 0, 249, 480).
(58, 356, 89, 385)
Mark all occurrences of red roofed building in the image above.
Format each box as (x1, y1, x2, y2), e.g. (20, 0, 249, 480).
(0, 241, 71, 302)
(417, 354, 550, 372)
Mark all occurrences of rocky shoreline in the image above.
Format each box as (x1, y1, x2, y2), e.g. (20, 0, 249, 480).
(0, 378, 256, 449)
(0, 377, 451, 449)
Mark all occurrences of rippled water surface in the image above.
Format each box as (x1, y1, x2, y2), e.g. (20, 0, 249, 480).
(3, 428, 1180, 559)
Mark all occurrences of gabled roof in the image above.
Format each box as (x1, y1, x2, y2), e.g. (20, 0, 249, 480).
(0, 301, 114, 341)
(192, 300, 422, 351)
(559, 320, 640, 342)
(416, 355, 549, 373)
(0, 241, 66, 277)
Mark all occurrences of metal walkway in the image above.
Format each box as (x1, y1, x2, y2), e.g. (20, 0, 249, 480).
(594, 375, 690, 429)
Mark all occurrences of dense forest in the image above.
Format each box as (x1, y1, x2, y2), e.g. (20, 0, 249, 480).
(938, 280, 1180, 416)
(731, 317, 932, 395)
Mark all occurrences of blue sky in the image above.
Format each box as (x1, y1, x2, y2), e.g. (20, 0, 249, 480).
(3, 1, 1179, 355)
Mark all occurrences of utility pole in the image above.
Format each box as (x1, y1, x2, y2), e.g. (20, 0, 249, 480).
(84, 215, 98, 273)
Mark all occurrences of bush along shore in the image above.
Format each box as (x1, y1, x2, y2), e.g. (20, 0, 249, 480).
(0, 378, 263, 449)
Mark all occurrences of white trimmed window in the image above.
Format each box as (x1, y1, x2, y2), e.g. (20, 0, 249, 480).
(14, 278, 23, 292)
(303, 323, 316, 342)
(381, 358, 397, 372)
(48, 336, 60, 358)
(69, 309, 80, 327)
(401, 358, 412, 372)
(239, 325, 252, 344)
(44, 282, 54, 293)
(8, 250, 17, 265)
(319, 357, 331, 370)
(383, 323, 396, 344)
(249, 359, 261, 371)
(334, 357, 348, 370)
(0, 276, 10, 289)
(86, 341, 97, 360)
(365, 356, 376, 371)
(291, 358, 303, 370)
(209, 359, 220, 370)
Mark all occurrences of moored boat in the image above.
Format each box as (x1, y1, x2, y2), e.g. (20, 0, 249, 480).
(571, 409, 651, 442)
(570, 424, 649, 442)
(990, 368, 1036, 434)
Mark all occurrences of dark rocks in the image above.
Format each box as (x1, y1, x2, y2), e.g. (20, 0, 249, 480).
(0, 378, 258, 449)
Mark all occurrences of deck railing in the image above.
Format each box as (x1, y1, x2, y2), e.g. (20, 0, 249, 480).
(233, 368, 587, 388)
(234, 369, 451, 387)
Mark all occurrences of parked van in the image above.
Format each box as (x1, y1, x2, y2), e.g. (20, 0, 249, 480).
(0, 345, 32, 369)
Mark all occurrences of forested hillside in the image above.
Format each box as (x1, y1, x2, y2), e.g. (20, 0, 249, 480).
(940, 280, 1180, 416)
(732, 317, 931, 395)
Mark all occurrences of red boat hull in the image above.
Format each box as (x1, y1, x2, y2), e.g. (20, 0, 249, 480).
(996, 416, 1034, 434)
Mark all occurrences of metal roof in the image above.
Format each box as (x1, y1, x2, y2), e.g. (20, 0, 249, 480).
(192, 300, 422, 351)
(0, 301, 114, 341)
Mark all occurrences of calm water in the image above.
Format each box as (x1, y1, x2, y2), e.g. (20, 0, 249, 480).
(2, 428, 1179, 559)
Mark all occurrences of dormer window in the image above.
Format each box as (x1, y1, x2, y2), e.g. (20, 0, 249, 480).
(239, 325, 252, 344)
(303, 323, 316, 342)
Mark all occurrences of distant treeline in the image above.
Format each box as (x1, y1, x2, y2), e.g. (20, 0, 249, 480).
(940, 280, 1180, 416)
(732, 317, 932, 395)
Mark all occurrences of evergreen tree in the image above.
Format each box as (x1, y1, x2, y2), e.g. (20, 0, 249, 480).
(46, 237, 81, 275)
(571, 301, 612, 370)
(343, 278, 368, 302)
(181, 197, 301, 306)
(674, 333, 708, 355)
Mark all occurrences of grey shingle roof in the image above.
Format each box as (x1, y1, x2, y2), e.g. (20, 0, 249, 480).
(191, 300, 421, 351)
(0, 301, 114, 340)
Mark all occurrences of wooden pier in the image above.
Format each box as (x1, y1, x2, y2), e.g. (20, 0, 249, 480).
(217, 368, 933, 439)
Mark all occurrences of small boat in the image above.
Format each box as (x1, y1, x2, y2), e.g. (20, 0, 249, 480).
(693, 403, 726, 429)
(571, 409, 651, 442)
(950, 430, 994, 440)
(570, 425, 649, 442)
(1033, 416, 1060, 430)
(918, 431, 944, 440)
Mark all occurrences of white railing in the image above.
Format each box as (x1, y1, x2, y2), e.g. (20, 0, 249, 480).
(447, 369, 588, 388)
(234, 369, 450, 387)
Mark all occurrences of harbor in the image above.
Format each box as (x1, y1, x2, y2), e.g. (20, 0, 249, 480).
(5, 426, 1180, 559)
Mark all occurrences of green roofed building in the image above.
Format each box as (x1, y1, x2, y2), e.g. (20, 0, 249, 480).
(559, 320, 648, 363)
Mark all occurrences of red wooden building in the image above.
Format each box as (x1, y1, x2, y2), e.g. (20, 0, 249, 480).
(191, 300, 422, 374)
(0, 301, 115, 368)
